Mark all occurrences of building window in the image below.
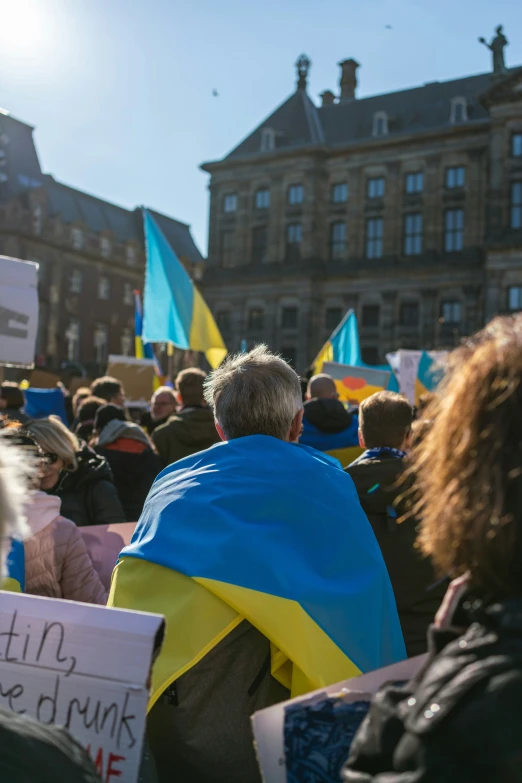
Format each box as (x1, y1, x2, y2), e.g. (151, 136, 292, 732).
(330, 222, 347, 260)
(440, 300, 462, 324)
(100, 236, 111, 259)
(281, 347, 297, 367)
(325, 307, 342, 330)
(400, 302, 419, 327)
(69, 269, 83, 294)
(216, 311, 231, 332)
(361, 304, 380, 327)
(126, 245, 137, 266)
(65, 319, 80, 362)
(255, 188, 270, 209)
(332, 183, 348, 203)
(32, 204, 43, 235)
(361, 346, 379, 365)
(98, 276, 111, 300)
(281, 307, 298, 329)
(372, 112, 388, 137)
(223, 193, 238, 213)
(508, 286, 522, 312)
(252, 226, 268, 264)
(121, 327, 133, 356)
(405, 172, 424, 194)
(260, 127, 276, 152)
(366, 217, 383, 259)
(450, 97, 468, 124)
(94, 323, 108, 365)
(123, 282, 134, 306)
(221, 231, 234, 267)
(511, 182, 522, 229)
(286, 223, 302, 261)
(288, 184, 304, 205)
(511, 133, 522, 158)
(445, 208, 464, 252)
(445, 166, 465, 189)
(71, 227, 84, 250)
(248, 308, 264, 331)
(367, 177, 385, 199)
(404, 213, 423, 256)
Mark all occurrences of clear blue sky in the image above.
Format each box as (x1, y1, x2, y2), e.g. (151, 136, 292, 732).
(0, 0, 520, 254)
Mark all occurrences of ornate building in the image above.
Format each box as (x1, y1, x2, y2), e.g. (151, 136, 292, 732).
(201, 39, 522, 371)
(0, 110, 203, 376)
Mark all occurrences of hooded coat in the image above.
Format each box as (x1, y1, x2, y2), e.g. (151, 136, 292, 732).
(49, 443, 126, 527)
(95, 420, 162, 521)
(23, 491, 107, 604)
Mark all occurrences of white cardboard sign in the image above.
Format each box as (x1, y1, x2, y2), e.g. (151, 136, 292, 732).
(0, 591, 164, 782)
(0, 255, 39, 368)
(252, 654, 427, 783)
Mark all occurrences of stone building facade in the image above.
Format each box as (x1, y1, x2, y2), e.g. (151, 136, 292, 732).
(0, 110, 203, 376)
(201, 52, 522, 372)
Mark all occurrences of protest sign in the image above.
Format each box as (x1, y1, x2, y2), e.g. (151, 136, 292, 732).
(80, 522, 137, 591)
(322, 361, 391, 403)
(385, 350, 446, 404)
(252, 654, 426, 783)
(0, 591, 164, 782)
(0, 256, 39, 368)
(107, 355, 156, 406)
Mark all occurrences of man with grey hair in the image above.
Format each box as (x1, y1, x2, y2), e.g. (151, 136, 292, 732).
(110, 345, 405, 783)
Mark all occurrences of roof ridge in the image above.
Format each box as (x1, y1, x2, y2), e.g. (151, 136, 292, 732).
(300, 91, 325, 145)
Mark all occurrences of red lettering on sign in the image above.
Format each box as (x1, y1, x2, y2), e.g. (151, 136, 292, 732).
(106, 753, 125, 781)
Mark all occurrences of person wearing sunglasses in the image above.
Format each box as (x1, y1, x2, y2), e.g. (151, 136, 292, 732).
(26, 416, 126, 528)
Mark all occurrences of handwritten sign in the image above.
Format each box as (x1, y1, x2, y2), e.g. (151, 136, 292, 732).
(0, 591, 164, 782)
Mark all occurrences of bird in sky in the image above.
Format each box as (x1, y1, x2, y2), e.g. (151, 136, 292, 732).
(212, 89, 219, 97)
(385, 24, 393, 29)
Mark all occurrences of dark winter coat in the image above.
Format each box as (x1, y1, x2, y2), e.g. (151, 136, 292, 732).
(152, 406, 220, 468)
(49, 444, 126, 527)
(95, 424, 162, 521)
(300, 399, 360, 466)
(346, 452, 446, 656)
(343, 594, 522, 783)
(0, 706, 101, 782)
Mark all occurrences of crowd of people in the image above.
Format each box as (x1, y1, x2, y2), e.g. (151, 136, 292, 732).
(1, 314, 522, 781)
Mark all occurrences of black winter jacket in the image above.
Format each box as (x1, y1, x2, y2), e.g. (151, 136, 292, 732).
(0, 706, 101, 782)
(346, 453, 446, 656)
(95, 443, 161, 521)
(49, 444, 126, 527)
(343, 595, 522, 783)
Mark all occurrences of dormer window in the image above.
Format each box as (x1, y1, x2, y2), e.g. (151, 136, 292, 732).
(450, 96, 468, 124)
(372, 111, 388, 137)
(260, 127, 276, 152)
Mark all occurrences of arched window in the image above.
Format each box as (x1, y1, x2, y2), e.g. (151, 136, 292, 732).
(372, 111, 389, 137)
(450, 97, 468, 124)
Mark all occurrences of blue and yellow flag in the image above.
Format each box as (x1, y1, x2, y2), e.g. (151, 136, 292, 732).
(313, 310, 362, 374)
(2, 538, 25, 592)
(109, 436, 406, 708)
(142, 210, 227, 369)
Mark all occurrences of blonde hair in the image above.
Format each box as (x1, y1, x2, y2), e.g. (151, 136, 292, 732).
(27, 416, 80, 471)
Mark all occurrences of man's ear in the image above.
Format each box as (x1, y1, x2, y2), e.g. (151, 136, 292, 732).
(358, 429, 366, 449)
(175, 391, 182, 405)
(288, 409, 304, 443)
(215, 422, 226, 441)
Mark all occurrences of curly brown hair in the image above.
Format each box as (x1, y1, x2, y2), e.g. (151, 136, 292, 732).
(412, 315, 522, 595)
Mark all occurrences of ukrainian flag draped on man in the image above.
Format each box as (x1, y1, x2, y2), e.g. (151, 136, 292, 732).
(109, 436, 406, 709)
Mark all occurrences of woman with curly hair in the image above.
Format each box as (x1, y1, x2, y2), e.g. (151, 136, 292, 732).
(344, 314, 522, 782)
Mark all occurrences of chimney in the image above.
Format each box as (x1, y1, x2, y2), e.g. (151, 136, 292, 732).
(338, 59, 359, 101)
(320, 90, 336, 107)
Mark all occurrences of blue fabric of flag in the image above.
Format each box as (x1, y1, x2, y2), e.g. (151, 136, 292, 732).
(24, 388, 68, 425)
(121, 435, 406, 674)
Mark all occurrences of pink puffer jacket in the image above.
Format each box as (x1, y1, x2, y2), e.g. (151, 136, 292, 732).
(24, 492, 107, 605)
